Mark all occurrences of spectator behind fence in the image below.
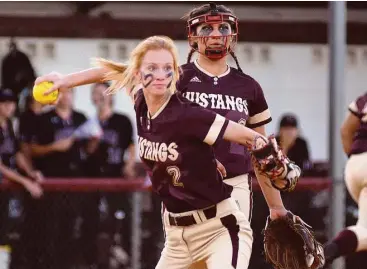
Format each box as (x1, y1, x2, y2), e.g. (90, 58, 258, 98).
(88, 82, 136, 179)
(0, 88, 42, 197)
(11, 93, 45, 269)
(30, 89, 89, 177)
(17, 94, 43, 169)
(276, 113, 312, 171)
(1, 38, 36, 97)
(0, 88, 43, 269)
(22, 89, 89, 269)
(275, 113, 318, 229)
(80, 82, 136, 269)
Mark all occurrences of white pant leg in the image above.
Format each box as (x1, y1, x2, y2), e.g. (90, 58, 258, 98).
(183, 198, 253, 269)
(156, 220, 192, 269)
(224, 174, 253, 223)
(345, 152, 367, 203)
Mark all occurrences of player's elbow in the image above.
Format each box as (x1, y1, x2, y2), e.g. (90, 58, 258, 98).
(340, 113, 360, 142)
(340, 124, 353, 142)
(29, 144, 50, 157)
(15, 151, 23, 163)
(340, 127, 353, 154)
(223, 121, 259, 147)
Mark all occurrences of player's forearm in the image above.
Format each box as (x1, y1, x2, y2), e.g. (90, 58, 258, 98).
(126, 143, 136, 166)
(0, 163, 30, 186)
(223, 121, 265, 148)
(340, 113, 360, 156)
(66, 67, 108, 88)
(20, 143, 32, 163)
(30, 143, 55, 156)
(340, 130, 354, 155)
(254, 169, 285, 210)
(16, 152, 34, 176)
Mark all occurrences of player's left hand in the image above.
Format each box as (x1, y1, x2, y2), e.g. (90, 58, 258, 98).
(35, 71, 71, 95)
(263, 211, 325, 269)
(216, 159, 227, 178)
(29, 170, 45, 183)
(269, 207, 288, 220)
(24, 180, 43, 199)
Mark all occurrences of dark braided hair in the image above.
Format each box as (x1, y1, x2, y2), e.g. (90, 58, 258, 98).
(187, 47, 196, 64)
(229, 50, 243, 73)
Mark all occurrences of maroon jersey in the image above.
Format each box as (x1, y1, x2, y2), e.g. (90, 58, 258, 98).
(348, 92, 367, 155)
(177, 60, 271, 178)
(134, 90, 232, 213)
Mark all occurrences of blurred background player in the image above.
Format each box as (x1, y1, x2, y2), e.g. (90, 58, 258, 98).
(23, 89, 89, 269)
(1, 38, 36, 100)
(18, 93, 44, 168)
(30, 89, 88, 177)
(0, 88, 43, 195)
(276, 113, 311, 170)
(274, 113, 317, 230)
(88, 82, 135, 179)
(10, 93, 45, 269)
(1, 38, 37, 118)
(80, 82, 136, 269)
(0, 88, 43, 269)
(323, 92, 367, 266)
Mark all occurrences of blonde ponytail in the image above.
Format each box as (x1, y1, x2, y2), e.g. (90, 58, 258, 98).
(94, 58, 138, 96)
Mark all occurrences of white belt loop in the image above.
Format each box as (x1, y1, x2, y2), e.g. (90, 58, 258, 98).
(163, 210, 170, 227)
(192, 211, 203, 224)
(196, 210, 207, 223)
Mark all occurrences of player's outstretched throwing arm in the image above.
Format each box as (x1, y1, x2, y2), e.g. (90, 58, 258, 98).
(34, 65, 108, 96)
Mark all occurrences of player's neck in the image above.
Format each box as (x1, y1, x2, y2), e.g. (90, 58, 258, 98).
(145, 92, 171, 118)
(0, 117, 7, 129)
(197, 55, 228, 76)
(55, 106, 72, 120)
(98, 106, 112, 121)
(30, 103, 43, 115)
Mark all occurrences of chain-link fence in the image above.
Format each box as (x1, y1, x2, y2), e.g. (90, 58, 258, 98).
(0, 177, 365, 269)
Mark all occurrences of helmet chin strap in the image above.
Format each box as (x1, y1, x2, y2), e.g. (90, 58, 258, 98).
(205, 47, 228, 59)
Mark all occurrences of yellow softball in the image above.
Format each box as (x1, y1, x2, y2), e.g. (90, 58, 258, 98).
(33, 82, 59, 105)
